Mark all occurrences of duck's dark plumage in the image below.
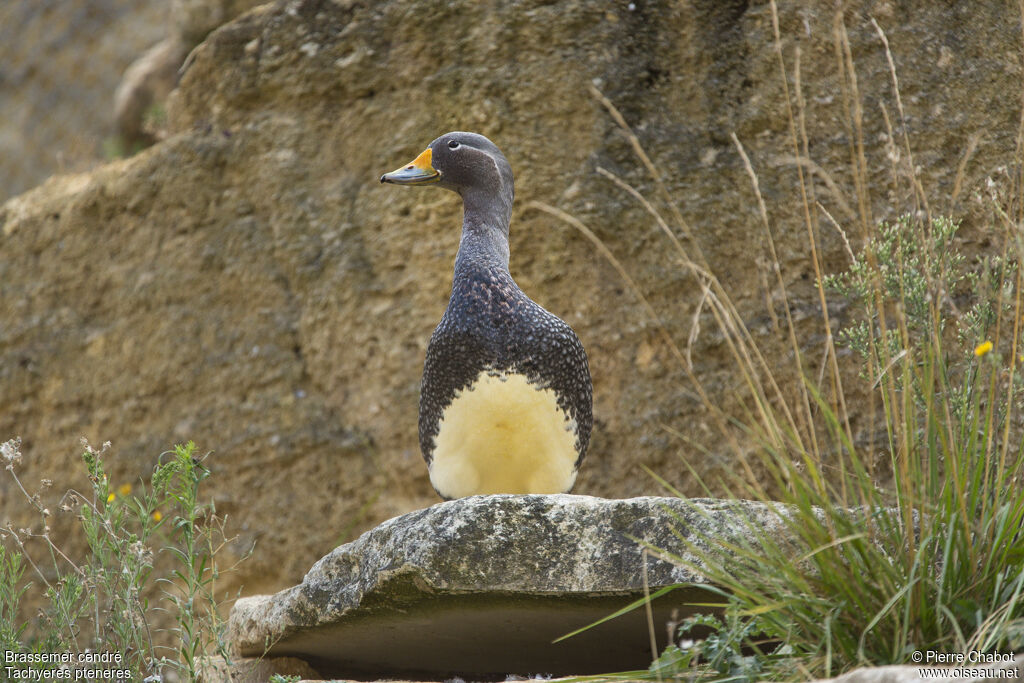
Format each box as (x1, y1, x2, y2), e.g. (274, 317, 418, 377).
(420, 261, 593, 467)
(381, 131, 593, 499)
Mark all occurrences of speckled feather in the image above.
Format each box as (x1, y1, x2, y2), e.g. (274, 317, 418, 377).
(419, 261, 593, 468)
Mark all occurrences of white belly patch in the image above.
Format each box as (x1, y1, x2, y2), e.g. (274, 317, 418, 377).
(429, 370, 579, 498)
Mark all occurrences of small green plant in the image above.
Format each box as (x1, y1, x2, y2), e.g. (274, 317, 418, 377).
(648, 610, 778, 683)
(823, 214, 1021, 429)
(0, 545, 28, 652)
(0, 438, 247, 682)
(153, 442, 238, 681)
(143, 102, 167, 134)
(822, 215, 966, 370)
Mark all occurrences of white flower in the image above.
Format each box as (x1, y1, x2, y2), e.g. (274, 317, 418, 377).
(1, 438, 22, 466)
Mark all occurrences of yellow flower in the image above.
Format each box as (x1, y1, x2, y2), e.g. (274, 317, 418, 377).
(118, 483, 132, 497)
(975, 341, 994, 357)
(152, 511, 163, 522)
(106, 493, 116, 503)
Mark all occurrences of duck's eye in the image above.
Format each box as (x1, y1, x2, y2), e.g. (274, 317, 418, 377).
(447, 140, 460, 149)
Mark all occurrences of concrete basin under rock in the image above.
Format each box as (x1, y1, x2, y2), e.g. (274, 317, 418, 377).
(228, 494, 791, 680)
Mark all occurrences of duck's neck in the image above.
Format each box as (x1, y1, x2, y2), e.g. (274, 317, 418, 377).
(453, 187, 513, 275)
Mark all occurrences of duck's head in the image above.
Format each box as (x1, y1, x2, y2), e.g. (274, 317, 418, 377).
(380, 132, 514, 207)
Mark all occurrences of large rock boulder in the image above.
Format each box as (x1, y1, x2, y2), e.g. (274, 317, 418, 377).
(226, 495, 786, 679)
(2, 0, 1021, 597)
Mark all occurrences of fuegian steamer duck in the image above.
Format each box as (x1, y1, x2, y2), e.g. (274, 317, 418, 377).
(380, 132, 592, 499)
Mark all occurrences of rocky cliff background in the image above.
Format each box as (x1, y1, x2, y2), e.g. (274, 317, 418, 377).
(0, 0, 164, 200)
(2, 0, 1020, 596)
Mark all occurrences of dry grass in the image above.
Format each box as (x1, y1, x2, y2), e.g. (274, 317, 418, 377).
(547, 3, 1024, 680)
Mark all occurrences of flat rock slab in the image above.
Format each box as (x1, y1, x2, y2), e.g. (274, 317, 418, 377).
(228, 495, 791, 680)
